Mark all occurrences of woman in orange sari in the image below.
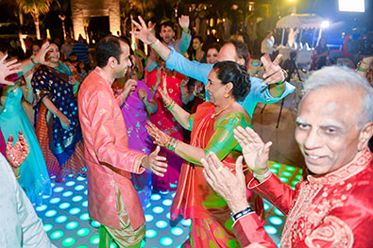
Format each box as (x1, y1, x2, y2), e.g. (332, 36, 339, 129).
(146, 61, 263, 247)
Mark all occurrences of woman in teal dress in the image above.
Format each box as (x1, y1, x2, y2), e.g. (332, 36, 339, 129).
(0, 74, 51, 206)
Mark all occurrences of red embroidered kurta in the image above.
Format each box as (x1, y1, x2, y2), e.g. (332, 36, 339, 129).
(233, 148, 373, 247)
(78, 67, 146, 230)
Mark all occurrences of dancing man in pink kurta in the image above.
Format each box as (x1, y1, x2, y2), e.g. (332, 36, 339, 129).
(78, 36, 167, 248)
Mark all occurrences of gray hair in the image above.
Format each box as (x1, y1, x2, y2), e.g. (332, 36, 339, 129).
(303, 66, 373, 129)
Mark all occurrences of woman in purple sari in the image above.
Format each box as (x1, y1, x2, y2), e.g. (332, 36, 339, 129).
(114, 66, 158, 209)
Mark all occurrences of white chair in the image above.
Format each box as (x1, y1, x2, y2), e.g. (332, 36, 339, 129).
(298, 42, 303, 50)
(295, 50, 313, 70)
(279, 47, 291, 62)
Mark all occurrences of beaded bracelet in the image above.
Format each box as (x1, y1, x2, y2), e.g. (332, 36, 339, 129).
(356, 62, 368, 72)
(230, 206, 255, 222)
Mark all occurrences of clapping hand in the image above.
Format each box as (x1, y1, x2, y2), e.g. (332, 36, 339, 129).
(233, 126, 272, 175)
(202, 153, 249, 213)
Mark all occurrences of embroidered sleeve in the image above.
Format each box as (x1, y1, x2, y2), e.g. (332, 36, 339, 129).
(205, 112, 252, 160)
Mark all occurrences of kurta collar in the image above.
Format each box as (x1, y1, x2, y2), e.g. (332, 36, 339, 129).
(307, 147, 371, 185)
(94, 66, 114, 88)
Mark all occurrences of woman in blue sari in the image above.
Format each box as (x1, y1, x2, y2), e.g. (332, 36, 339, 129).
(32, 43, 86, 182)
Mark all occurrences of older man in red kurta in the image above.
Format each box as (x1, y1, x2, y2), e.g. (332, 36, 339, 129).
(78, 36, 167, 248)
(202, 66, 373, 247)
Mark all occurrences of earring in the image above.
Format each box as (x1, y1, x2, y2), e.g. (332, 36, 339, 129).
(224, 92, 229, 98)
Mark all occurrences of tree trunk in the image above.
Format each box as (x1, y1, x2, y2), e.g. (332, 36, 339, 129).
(61, 21, 66, 39)
(33, 14, 41, 40)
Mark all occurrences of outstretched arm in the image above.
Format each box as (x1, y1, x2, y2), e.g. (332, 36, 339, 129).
(18, 41, 50, 77)
(131, 16, 171, 62)
(132, 16, 212, 84)
(158, 75, 191, 129)
(175, 15, 192, 55)
(147, 113, 249, 165)
(261, 54, 286, 98)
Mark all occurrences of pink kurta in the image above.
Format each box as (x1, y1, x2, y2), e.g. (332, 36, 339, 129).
(78, 67, 146, 230)
(233, 148, 373, 247)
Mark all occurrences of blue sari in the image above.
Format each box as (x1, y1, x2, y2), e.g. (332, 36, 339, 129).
(32, 63, 82, 165)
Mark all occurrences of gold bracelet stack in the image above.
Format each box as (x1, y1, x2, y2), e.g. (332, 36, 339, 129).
(166, 138, 178, 152)
(165, 100, 176, 110)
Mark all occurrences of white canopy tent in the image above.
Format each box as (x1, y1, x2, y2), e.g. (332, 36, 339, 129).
(276, 13, 324, 48)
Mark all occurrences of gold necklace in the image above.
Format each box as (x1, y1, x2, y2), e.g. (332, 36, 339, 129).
(211, 104, 231, 119)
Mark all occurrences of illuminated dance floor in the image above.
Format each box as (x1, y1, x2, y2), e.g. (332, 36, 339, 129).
(36, 162, 302, 247)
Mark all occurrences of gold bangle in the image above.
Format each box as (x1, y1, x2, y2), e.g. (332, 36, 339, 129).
(164, 99, 173, 108)
(167, 100, 176, 111)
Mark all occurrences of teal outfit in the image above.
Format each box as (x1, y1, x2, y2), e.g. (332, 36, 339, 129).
(0, 85, 51, 205)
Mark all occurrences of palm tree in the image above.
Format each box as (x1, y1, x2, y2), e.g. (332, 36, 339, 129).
(16, 0, 53, 39)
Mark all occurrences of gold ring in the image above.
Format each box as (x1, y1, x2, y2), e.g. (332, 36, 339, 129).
(217, 166, 223, 172)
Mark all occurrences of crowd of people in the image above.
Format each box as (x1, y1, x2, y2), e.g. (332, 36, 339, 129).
(0, 13, 372, 248)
